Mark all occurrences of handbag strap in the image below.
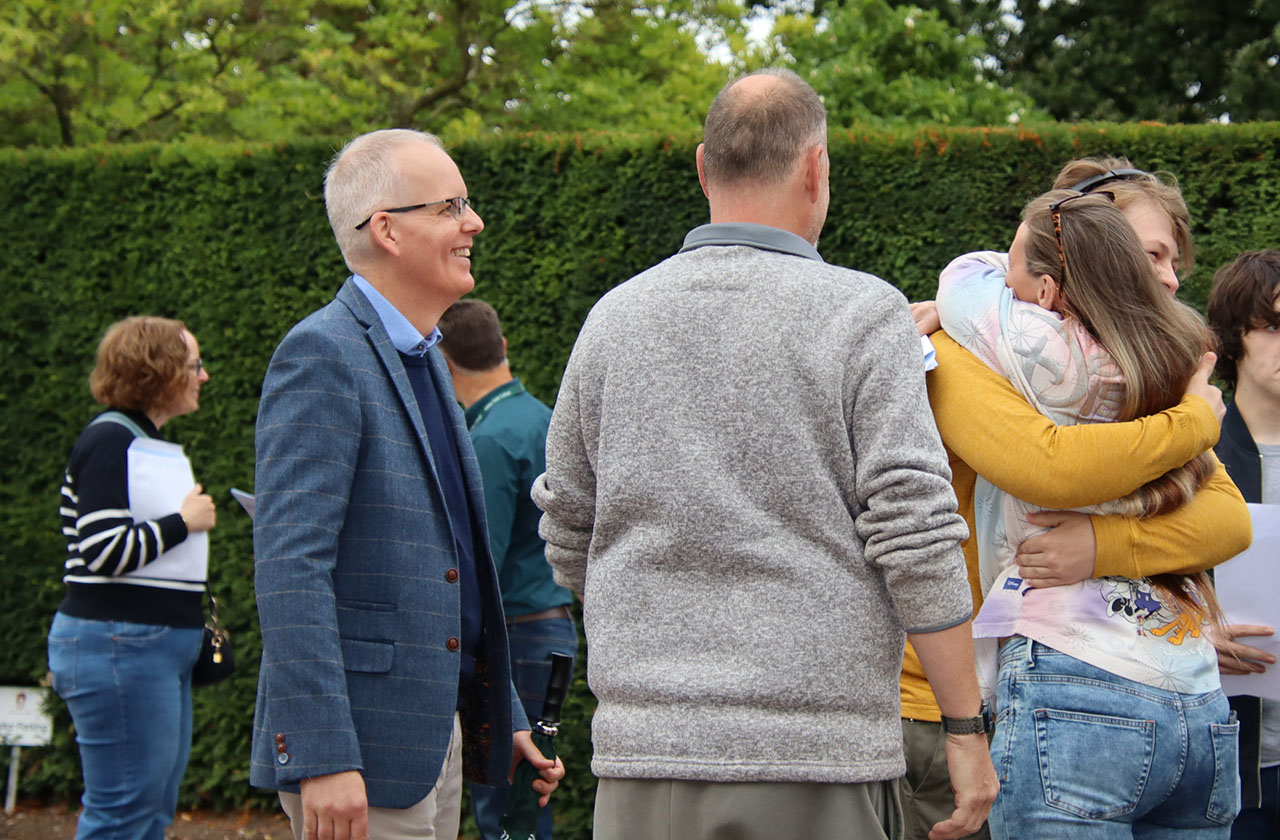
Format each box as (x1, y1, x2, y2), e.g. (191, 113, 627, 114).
(205, 583, 224, 632)
(87, 411, 221, 621)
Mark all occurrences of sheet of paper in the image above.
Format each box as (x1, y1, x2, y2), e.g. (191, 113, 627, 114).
(230, 487, 255, 521)
(921, 335, 938, 371)
(125, 438, 207, 582)
(1217, 503, 1280, 701)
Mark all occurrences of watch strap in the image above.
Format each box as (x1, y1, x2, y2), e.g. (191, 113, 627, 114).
(941, 702, 993, 735)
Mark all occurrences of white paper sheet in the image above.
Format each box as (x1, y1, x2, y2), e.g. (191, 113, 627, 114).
(230, 487, 255, 521)
(921, 335, 938, 371)
(1217, 503, 1280, 701)
(124, 438, 207, 582)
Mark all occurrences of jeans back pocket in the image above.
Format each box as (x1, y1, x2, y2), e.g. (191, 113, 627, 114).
(1034, 708, 1155, 820)
(1207, 720, 1241, 825)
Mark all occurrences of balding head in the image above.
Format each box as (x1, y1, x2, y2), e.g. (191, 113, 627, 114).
(700, 69, 827, 189)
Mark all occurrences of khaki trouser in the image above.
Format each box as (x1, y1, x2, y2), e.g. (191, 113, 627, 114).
(593, 776, 902, 840)
(900, 718, 990, 840)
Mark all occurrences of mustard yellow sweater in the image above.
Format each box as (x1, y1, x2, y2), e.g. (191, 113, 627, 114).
(900, 331, 1253, 721)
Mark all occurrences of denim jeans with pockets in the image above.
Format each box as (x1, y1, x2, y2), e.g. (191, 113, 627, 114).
(47, 612, 203, 840)
(990, 637, 1239, 839)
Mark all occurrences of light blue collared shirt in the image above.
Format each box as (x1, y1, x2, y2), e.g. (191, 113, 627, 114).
(678, 222, 824, 263)
(351, 274, 441, 357)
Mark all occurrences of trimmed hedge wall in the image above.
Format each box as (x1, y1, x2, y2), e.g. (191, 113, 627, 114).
(1, 123, 1278, 835)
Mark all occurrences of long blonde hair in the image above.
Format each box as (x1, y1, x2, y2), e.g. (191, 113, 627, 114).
(1022, 190, 1218, 619)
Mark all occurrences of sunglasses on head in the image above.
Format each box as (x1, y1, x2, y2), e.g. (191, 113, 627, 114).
(1048, 191, 1115, 272)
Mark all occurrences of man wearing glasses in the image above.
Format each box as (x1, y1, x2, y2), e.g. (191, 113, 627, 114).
(250, 129, 562, 840)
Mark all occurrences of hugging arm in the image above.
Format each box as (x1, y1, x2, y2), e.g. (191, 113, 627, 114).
(929, 331, 1249, 583)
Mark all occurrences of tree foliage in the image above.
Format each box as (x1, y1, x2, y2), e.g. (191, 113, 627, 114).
(0, 0, 323, 146)
(767, 0, 1040, 126)
(474, 0, 740, 135)
(919, 0, 1280, 122)
(0, 0, 1050, 148)
(0, 0, 743, 146)
(8, 0, 1280, 146)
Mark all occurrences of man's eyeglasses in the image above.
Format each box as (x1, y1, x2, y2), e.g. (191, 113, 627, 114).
(354, 196, 473, 230)
(1048, 191, 1114, 272)
(188, 359, 204, 376)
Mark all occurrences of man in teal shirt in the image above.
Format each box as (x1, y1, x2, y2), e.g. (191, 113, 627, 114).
(439, 299, 578, 840)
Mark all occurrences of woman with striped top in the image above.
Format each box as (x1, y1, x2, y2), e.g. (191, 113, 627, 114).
(48, 315, 216, 840)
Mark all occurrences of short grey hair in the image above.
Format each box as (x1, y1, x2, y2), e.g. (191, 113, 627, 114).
(324, 129, 444, 271)
(701, 68, 827, 187)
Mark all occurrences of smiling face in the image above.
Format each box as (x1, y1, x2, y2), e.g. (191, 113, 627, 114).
(148, 329, 208, 428)
(393, 142, 485, 306)
(1120, 198, 1180, 296)
(171, 330, 208, 418)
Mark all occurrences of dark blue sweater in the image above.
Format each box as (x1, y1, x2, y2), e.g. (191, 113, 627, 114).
(400, 352, 485, 698)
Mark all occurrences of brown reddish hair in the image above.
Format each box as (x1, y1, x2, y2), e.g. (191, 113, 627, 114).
(89, 316, 190, 413)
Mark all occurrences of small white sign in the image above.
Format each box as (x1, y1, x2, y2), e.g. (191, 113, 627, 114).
(0, 687, 52, 747)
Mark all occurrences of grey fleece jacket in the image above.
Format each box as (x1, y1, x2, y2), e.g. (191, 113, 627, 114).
(533, 223, 971, 784)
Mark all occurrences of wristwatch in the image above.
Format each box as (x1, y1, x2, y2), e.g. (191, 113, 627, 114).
(941, 701, 994, 735)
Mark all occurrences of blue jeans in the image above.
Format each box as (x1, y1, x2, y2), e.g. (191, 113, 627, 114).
(47, 613, 203, 840)
(471, 615, 579, 840)
(1231, 765, 1280, 838)
(990, 638, 1239, 839)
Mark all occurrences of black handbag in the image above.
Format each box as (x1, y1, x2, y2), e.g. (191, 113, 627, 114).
(192, 584, 235, 687)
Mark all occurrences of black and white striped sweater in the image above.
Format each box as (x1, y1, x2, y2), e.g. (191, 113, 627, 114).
(57, 409, 204, 627)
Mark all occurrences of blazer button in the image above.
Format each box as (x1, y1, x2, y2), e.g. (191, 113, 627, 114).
(277, 752, 290, 765)
(446, 637, 460, 651)
(274, 733, 285, 744)
(445, 568, 459, 583)
(276, 743, 288, 754)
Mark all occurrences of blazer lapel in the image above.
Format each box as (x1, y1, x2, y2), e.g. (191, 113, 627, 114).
(336, 280, 437, 477)
(335, 280, 491, 569)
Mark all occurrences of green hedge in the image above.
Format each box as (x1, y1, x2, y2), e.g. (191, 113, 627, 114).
(1, 123, 1278, 835)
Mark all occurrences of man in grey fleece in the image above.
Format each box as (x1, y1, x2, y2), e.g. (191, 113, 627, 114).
(532, 69, 998, 840)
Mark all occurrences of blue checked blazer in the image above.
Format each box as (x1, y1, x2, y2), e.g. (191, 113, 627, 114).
(249, 279, 527, 808)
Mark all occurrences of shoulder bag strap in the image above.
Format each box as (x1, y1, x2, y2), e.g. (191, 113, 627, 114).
(87, 410, 149, 440)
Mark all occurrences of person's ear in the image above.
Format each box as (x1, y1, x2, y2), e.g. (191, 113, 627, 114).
(695, 144, 710, 199)
(803, 145, 825, 203)
(1037, 275, 1060, 310)
(368, 215, 401, 258)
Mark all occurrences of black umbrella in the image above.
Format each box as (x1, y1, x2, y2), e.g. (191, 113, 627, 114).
(500, 652, 574, 840)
